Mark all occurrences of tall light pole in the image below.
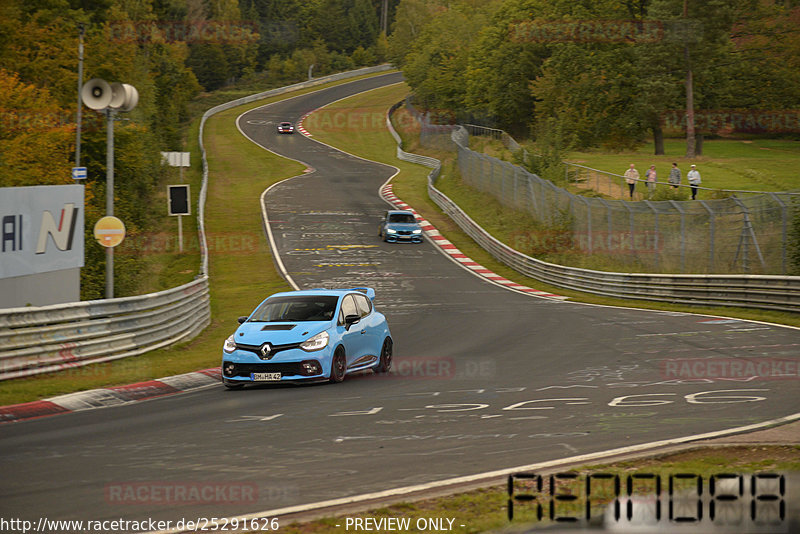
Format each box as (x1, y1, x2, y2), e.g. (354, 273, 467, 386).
(75, 23, 85, 167)
(81, 79, 138, 298)
(105, 107, 115, 298)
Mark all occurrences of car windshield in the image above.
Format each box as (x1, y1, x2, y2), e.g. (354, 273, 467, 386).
(280, 123, 292, 127)
(249, 295, 338, 322)
(388, 213, 416, 224)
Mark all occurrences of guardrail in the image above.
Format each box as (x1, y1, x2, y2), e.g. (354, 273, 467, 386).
(387, 102, 800, 313)
(0, 278, 210, 380)
(0, 65, 395, 381)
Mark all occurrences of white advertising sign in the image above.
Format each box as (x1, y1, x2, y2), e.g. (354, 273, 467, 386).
(0, 185, 85, 280)
(160, 151, 190, 167)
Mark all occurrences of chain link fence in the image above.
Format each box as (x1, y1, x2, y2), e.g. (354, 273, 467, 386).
(409, 100, 798, 275)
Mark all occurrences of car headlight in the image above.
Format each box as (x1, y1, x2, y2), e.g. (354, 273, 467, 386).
(300, 331, 329, 352)
(412, 229, 422, 234)
(223, 334, 237, 353)
(386, 228, 396, 234)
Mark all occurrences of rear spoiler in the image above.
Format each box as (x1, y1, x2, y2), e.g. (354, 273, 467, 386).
(350, 287, 376, 301)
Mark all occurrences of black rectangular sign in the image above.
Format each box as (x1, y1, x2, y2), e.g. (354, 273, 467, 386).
(168, 185, 190, 216)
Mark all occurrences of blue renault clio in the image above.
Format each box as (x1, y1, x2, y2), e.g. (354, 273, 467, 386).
(222, 288, 392, 388)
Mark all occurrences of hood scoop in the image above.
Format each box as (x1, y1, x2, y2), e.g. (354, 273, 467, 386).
(260, 324, 297, 331)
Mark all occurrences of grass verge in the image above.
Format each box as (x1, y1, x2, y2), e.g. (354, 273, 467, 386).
(0, 71, 397, 406)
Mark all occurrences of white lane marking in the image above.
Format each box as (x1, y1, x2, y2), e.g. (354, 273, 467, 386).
(148, 412, 800, 534)
(235, 75, 402, 290)
(330, 407, 383, 417)
(226, 414, 284, 423)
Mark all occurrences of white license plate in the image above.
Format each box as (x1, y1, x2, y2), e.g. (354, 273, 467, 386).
(251, 372, 281, 381)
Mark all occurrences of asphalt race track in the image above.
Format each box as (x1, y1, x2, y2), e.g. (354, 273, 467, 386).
(1, 72, 799, 528)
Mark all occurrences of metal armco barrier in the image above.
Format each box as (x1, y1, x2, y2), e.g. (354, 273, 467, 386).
(0, 66, 394, 381)
(387, 102, 800, 313)
(0, 278, 210, 380)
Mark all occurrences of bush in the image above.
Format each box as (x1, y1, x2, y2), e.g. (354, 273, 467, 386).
(649, 185, 691, 201)
(707, 189, 735, 199)
(351, 46, 376, 66)
(789, 206, 800, 274)
(516, 118, 571, 185)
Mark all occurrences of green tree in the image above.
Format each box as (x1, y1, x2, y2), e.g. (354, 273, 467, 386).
(400, 1, 495, 114)
(0, 69, 73, 187)
(348, 0, 380, 51)
(187, 44, 229, 89)
(387, 0, 436, 65)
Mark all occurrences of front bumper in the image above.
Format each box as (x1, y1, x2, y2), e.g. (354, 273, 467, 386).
(385, 233, 423, 243)
(222, 347, 327, 383)
(222, 360, 325, 382)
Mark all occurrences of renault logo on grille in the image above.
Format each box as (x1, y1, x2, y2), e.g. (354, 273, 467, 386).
(259, 343, 272, 358)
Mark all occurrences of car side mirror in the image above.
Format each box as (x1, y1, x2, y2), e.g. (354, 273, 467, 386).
(344, 314, 361, 329)
(238, 316, 248, 324)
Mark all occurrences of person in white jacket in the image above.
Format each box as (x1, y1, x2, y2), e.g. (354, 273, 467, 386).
(623, 163, 639, 199)
(687, 164, 701, 200)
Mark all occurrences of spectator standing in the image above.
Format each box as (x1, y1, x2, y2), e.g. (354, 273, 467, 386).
(668, 162, 681, 189)
(645, 165, 657, 196)
(687, 164, 701, 200)
(623, 163, 639, 199)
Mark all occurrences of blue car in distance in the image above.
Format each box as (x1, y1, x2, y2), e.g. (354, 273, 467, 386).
(378, 210, 423, 243)
(222, 288, 392, 388)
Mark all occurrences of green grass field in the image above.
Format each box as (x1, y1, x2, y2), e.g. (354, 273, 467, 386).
(564, 138, 800, 193)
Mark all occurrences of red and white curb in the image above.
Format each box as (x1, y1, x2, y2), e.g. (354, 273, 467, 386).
(296, 110, 313, 136)
(380, 184, 567, 300)
(0, 368, 222, 424)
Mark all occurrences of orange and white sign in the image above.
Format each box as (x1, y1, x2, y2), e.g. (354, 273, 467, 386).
(94, 216, 126, 248)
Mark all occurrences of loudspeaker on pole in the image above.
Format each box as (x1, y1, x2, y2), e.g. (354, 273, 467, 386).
(81, 79, 139, 112)
(81, 78, 113, 110)
(109, 83, 139, 112)
(117, 84, 139, 112)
